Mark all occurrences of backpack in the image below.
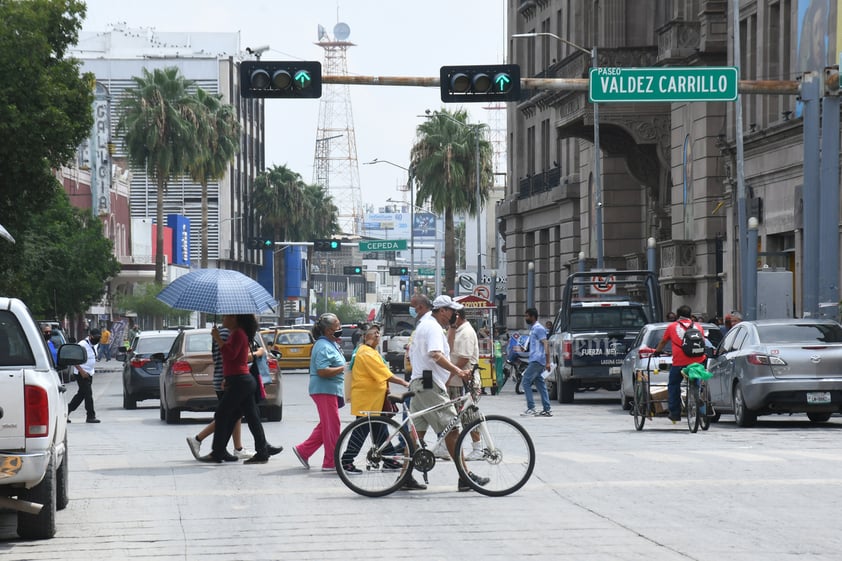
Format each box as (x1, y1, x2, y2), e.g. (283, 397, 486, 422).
(679, 321, 705, 357)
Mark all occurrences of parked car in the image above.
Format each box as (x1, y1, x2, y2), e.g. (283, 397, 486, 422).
(121, 329, 180, 409)
(707, 319, 842, 427)
(262, 327, 314, 370)
(339, 323, 359, 361)
(43, 326, 74, 383)
(619, 322, 723, 410)
(1, 298, 86, 539)
(159, 328, 283, 424)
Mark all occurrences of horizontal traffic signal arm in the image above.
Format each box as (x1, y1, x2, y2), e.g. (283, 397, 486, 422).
(313, 239, 342, 252)
(300, 73, 800, 96)
(343, 265, 364, 275)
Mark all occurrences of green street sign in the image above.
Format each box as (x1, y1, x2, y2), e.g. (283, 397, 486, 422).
(417, 267, 442, 276)
(359, 239, 408, 252)
(589, 67, 739, 103)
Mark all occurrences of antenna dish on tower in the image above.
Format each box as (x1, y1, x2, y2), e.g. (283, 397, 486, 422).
(333, 22, 350, 41)
(317, 24, 328, 41)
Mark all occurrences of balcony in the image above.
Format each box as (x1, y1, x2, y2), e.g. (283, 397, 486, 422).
(518, 167, 562, 199)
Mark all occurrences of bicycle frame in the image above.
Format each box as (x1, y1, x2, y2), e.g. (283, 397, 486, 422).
(355, 383, 493, 468)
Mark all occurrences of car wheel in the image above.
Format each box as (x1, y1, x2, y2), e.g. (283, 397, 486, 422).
(559, 379, 575, 404)
(807, 411, 832, 423)
(159, 401, 166, 421)
(620, 390, 632, 411)
(18, 452, 57, 539)
(732, 383, 757, 427)
(122, 388, 137, 410)
(56, 438, 69, 511)
(164, 405, 181, 424)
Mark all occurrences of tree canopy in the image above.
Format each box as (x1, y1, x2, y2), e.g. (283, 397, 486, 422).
(0, 0, 119, 317)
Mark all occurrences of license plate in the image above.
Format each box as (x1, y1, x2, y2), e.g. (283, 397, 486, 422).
(609, 367, 621, 375)
(289, 347, 299, 353)
(807, 391, 831, 404)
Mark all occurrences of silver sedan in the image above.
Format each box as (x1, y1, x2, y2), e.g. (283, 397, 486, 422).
(708, 319, 842, 427)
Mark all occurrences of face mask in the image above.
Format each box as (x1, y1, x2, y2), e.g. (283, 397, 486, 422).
(525, 318, 534, 326)
(91, 336, 101, 344)
(409, 306, 417, 318)
(333, 329, 343, 338)
(43, 332, 51, 341)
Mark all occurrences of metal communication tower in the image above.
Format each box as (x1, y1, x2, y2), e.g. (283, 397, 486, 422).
(313, 22, 362, 236)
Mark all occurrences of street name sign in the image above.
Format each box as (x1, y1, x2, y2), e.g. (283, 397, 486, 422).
(359, 239, 408, 252)
(589, 67, 739, 103)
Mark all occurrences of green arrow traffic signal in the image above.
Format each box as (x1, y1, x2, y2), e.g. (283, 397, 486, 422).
(440, 64, 520, 103)
(240, 61, 322, 99)
(494, 72, 512, 92)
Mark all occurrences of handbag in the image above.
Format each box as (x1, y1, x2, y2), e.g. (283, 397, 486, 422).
(382, 391, 398, 418)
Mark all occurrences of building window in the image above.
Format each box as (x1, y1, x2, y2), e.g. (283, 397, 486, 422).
(682, 134, 694, 240)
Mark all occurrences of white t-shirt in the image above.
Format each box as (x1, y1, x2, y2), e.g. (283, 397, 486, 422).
(448, 322, 478, 387)
(409, 311, 450, 391)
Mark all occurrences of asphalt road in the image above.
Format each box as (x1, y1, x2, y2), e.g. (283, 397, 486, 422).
(3, 361, 842, 560)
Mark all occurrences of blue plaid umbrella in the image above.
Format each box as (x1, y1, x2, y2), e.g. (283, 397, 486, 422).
(156, 268, 276, 315)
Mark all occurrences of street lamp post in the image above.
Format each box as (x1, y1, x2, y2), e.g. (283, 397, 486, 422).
(512, 31, 604, 268)
(364, 159, 414, 296)
(425, 111, 484, 289)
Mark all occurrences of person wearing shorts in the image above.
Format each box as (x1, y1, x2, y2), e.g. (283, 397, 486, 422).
(408, 295, 489, 492)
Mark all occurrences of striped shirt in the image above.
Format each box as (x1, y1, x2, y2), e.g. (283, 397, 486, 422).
(211, 327, 230, 392)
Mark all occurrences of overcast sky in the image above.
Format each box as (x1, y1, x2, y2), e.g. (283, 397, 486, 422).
(80, 0, 507, 210)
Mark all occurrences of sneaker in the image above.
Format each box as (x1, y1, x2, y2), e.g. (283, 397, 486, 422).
(321, 466, 336, 472)
(538, 409, 553, 417)
(401, 476, 427, 491)
(342, 463, 362, 475)
(233, 447, 255, 459)
(433, 443, 451, 461)
(186, 436, 202, 460)
(458, 471, 490, 492)
(465, 448, 485, 461)
(668, 414, 681, 423)
(86, 418, 101, 423)
(520, 408, 537, 417)
(292, 446, 310, 470)
(243, 454, 269, 465)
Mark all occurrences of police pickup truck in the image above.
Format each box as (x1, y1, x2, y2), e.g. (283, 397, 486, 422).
(0, 297, 86, 539)
(548, 271, 662, 404)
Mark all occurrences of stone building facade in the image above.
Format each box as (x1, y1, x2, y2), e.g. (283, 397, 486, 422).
(500, 0, 824, 326)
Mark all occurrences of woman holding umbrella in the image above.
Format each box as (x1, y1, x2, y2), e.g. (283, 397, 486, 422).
(200, 314, 282, 464)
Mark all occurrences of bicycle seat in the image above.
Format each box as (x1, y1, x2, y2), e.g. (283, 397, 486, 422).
(387, 392, 414, 404)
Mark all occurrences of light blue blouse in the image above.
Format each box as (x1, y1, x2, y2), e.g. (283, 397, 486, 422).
(308, 336, 346, 396)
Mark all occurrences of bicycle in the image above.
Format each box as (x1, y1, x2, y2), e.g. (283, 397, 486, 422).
(632, 357, 714, 433)
(498, 357, 526, 394)
(334, 365, 536, 497)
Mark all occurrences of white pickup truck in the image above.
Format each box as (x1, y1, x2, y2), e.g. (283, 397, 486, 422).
(0, 297, 86, 539)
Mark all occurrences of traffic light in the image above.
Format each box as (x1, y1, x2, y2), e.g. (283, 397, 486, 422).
(313, 239, 341, 252)
(440, 64, 521, 102)
(247, 237, 273, 249)
(240, 61, 322, 99)
(389, 266, 409, 276)
(343, 265, 363, 275)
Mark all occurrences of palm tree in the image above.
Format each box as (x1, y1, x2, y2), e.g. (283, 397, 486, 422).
(187, 88, 241, 269)
(253, 166, 338, 323)
(117, 67, 202, 284)
(410, 109, 493, 295)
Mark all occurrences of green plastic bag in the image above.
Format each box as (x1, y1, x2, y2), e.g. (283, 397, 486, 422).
(682, 362, 713, 380)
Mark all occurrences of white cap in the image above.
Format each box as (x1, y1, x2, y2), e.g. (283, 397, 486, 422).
(432, 295, 463, 310)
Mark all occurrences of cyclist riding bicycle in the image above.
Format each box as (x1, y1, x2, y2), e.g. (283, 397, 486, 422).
(408, 295, 489, 492)
(652, 304, 706, 423)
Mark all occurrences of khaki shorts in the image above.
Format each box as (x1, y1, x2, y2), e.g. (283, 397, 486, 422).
(408, 379, 459, 434)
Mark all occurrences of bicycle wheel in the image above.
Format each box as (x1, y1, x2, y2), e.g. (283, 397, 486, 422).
(454, 415, 535, 497)
(699, 381, 712, 431)
(633, 375, 649, 431)
(686, 383, 701, 433)
(334, 416, 416, 497)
